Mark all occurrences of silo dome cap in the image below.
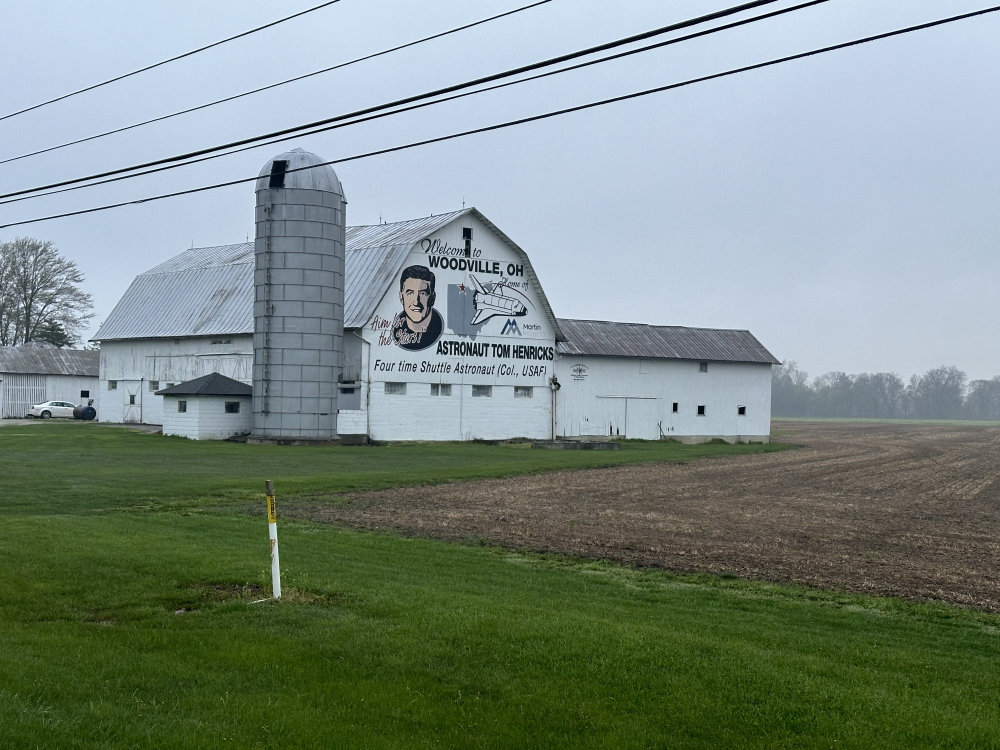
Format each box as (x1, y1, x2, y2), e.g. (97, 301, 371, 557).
(256, 148, 344, 194)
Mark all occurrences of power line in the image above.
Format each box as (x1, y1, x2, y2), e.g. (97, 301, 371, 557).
(0, 0, 554, 167)
(5, 4, 996, 231)
(0, 0, 830, 208)
(0, 1, 343, 123)
(0, 0, 787, 202)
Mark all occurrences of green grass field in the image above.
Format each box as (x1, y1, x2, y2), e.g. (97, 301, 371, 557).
(2, 423, 998, 748)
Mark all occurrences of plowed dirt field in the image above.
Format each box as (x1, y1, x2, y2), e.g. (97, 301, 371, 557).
(291, 421, 1000, 611)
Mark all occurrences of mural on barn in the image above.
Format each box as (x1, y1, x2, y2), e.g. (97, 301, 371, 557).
(369, 232, 554, 386)
(389, 265, 444, 351)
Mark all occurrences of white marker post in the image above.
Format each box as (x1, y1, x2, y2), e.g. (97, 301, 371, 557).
(265, 480, 281, 599)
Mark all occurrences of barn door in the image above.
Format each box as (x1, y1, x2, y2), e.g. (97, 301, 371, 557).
(123, 381, 142, 423)
(623, 397, 660, 440)
(2, 373, 46, 418)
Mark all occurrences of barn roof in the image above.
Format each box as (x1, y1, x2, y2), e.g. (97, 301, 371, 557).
(0, 345, 99, 376)
(155, 372, 252, 397)
(556, 318, 779, 365)
(93, 208, 564, 341)
(344, 210, 470, 329)
(95, 244, 255, 340)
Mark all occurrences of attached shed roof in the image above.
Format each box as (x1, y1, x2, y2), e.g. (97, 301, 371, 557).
(556, 318, 779, 365)
(93, 208, 565, 341)
(0, 346, 99, 376)
(155, 372, 252, 397)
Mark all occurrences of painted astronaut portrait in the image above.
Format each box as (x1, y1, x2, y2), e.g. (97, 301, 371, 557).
(391, 264, 444, 351)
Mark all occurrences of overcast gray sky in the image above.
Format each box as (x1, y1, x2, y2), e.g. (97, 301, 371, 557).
(2, 0, 997, 382)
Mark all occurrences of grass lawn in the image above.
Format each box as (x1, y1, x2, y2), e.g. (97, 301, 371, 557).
(2, 423, 997, 748)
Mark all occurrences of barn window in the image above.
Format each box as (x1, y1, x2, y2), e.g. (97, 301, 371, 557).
(178, 400, 187, 413)
(430, 383, 451, 396)
(472, 385, 492, 398)
(514, 386, 533, 398)
(129, 395, 136, 405)
(225, 401, 240, 414)
(384, 382, 406, 395)
(80, 390, 90, 398)
(697, 405, 706, 416)
(738, 405, 747, 416)
(108, 380, 117, 390)
(699, 362, 708, 373)
(148, 380, 159, 391)
(672, 402, 679, 413)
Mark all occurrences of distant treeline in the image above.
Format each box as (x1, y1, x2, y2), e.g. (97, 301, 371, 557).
(772, 363, 1000, 421)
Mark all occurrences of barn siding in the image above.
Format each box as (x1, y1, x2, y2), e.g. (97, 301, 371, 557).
(99, 336, 253, 424)
(367, 381, 550, 441)
(161, 395, 252, 440)
(554, 355, 773, 442)
(1, 374, 46, 418)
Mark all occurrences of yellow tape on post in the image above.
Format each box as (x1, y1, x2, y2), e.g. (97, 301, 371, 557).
(265, 479, 277, 522)
(265, 479, 281, 599)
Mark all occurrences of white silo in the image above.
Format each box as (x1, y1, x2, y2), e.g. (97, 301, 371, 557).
(252, 148, 346, 440)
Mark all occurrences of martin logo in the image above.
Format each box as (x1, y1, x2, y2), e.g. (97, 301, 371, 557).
(500, 318, 522, 336)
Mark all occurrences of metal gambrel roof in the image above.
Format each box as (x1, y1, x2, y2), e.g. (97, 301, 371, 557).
(344, 211, 469, 329)
(145, 242, 253, 274)
(0, 346, 99, 376)
(556, 318, 779, 365)
(93, 253, 255, 340)
(95, 209, 566, 341)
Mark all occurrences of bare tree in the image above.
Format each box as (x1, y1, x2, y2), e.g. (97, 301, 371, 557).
(964, 377, 1000, 421)
(0, 245, 14, 345)
(0, 237, 94, 347)
(813, 371, 853, 417)
(771, 361, 812, 416)
(871, 372, 906, 418)
(906, 366, 966, 420)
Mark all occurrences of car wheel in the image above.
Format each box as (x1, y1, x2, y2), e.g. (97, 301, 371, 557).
(41, 410, 51, 419)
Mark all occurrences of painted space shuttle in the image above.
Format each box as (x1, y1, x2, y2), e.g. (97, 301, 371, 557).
(469, 275, 527, 325)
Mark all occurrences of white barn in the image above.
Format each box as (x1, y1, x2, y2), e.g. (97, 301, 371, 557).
(93, 207, 777, 442)
(0, 345, 99, 419)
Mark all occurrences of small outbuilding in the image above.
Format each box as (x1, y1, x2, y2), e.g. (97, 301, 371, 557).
(0, 344, 99, 418)
(156, 372, 252, 440)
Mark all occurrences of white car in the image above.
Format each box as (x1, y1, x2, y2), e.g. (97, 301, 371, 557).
(27, 400, 77, 419)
